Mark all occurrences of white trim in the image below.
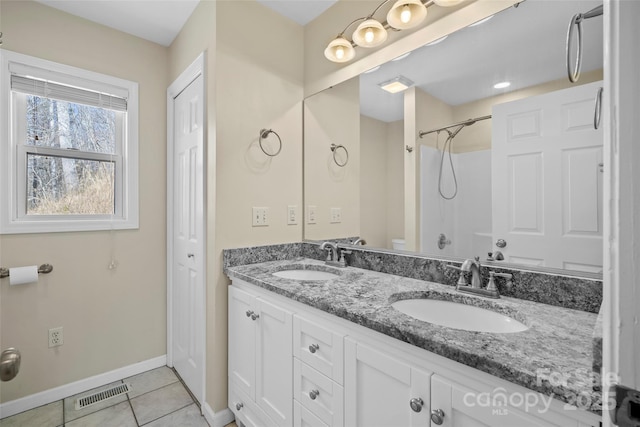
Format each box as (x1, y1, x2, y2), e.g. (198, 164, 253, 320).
(166, 52, 207, 405)
(0, 49, 139, 234)
(0, 355, 166, 419)
(203, 403, 235, 427)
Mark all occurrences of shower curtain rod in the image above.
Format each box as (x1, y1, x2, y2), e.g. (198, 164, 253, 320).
(418, 114, 492, 138)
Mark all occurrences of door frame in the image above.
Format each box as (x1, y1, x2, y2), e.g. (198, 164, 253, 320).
(166, 52, 207, 404)
(603, 1, 640, 425)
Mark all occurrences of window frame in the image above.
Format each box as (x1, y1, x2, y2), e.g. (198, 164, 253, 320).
(0, 50, 139, 234)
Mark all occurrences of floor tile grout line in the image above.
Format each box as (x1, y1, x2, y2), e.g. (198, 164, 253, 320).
(137, 401, 195, 427)
(127, 397, 141, 427)
(170, 367, 201, 411)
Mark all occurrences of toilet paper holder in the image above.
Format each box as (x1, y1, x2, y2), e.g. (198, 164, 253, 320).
(0, 264, 53, 279)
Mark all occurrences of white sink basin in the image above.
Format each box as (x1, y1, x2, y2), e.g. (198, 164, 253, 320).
(272, 269, 339, 281)
(391, 299, 528, 333)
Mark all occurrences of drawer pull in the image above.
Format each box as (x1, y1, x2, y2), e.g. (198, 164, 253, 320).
(431, 409, 445, 425)
(309, 343, 320, 354)
(409, 397, 424, 412)
(251, 313, 260, 321)
(309, 389, 320, 400)
(245, 310, 254, 317)
(236, 402, 244, 411)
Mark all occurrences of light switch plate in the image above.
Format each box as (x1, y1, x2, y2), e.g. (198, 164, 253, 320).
(287, 205, 298, 225)
(252, 207, 269, 226)
(330, 207, 342, 223)
(308, 205, 317, 224)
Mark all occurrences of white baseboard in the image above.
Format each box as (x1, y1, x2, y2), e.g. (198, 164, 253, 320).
(0, 355, 166, 419)
(203, 403, 234, 427)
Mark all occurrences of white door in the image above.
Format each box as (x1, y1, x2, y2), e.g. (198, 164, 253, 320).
(492, 81, 603, 273)
(171, 72, 205, 403)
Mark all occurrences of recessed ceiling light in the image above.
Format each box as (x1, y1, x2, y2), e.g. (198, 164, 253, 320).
(379, 76, 414, 94)
(424, 35, 448, 47)
(493, 81, 511, 89)
(392, 52, 411, 61)
(469, 15, 494, 27)
(364, 65, 381, 74)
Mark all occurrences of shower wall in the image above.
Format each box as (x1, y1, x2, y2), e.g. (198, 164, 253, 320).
(420, 146, 491, 258)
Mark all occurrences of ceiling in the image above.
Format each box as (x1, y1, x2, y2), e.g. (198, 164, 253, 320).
(359, 0, 604, 122)
(35, 0, 336, 46)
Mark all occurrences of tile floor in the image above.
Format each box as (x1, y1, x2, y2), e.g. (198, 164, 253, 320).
(0, 367, 235, 427)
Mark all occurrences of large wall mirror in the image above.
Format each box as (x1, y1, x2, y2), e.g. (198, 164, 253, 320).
(304, 0, 604, 276)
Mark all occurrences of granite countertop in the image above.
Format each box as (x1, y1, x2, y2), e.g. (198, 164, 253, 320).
(226, 257, 602, 414)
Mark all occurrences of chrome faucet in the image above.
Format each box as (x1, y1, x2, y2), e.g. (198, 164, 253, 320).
(320, 241, 351, 268)
(320, 241, 338, 262)
(445, 256, 512, 299)
(460, 257, 482, 288)
(352, 238, 367, 246)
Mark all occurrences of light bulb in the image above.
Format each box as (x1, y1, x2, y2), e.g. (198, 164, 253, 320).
(400, 5, 412, 23)
(365, 28, 374, 43)
(335, 46, 345, 60)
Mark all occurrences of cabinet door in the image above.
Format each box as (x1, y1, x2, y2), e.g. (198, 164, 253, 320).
(345, 338, 431, 427)
(229, 286, 257, 400)
(431, 374, 566, 427)
(256, 297, 293, 427)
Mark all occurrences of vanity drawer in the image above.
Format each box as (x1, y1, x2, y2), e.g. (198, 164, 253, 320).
(294, 400, 329, 427)
(229, 383, 277, 427)
(294, 314, 344, 384)
(294, 359, 344, 427)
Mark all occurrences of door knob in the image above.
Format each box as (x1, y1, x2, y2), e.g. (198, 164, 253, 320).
(431, 409, 445, 425)
(409, 397, 424, 412)
(235, 402, 243, 411)
(246, 310, 254, 317)
(309, 343, 320, 354)
(0, 348, 21, 382)
(187, 253, 194, 259)
(309, 389, 320, 400)
(251, 313, 260, 321)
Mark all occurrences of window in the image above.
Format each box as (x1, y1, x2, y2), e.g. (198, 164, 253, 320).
(1, 51, 138, 233)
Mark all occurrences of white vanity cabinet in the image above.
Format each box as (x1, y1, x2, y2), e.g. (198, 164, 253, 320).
(228, 280, 600, 427)
(228, 286, 293, 427)
(344, 339, 432, 427)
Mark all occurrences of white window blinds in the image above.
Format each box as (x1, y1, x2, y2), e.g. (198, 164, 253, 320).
(11, 75, 127, 112)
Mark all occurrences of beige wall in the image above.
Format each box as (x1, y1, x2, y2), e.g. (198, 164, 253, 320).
(304, 78, 360, 241)
(0, 0, 168, 403)
(169, 0, 304, 413)
(360, 115, 388, 248)
(360, 116, 404, 249)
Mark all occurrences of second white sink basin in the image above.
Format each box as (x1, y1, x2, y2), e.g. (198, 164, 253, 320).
(391, 298, 528, 333)
(272, 269, 339, 281)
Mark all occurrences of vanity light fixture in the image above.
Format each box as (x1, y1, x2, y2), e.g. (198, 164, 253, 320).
(324, 0, 461, 63)
(424, 35, 448, 46)
(379, 76, 414, 93)
(493, 81, 511, 89)
(469, 15, 494, 27)
(392, 51, 412, 61)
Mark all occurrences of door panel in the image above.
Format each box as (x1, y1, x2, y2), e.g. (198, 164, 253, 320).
(171, 73, 205, 402)
(492, 81, 603, 272)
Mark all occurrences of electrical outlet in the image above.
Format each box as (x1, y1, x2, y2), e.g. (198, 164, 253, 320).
(308, 205, 317, 224)
(49, 327, 63, 348)
(330, 207, 342, 223)
(287, 205, 298, 225)
(252, 207, 269, 227)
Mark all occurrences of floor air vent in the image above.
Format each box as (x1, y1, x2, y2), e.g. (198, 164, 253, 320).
(75, 383, 131, 410)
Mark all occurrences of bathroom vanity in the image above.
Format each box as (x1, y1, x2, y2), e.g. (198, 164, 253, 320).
(226, 257, 601, 427)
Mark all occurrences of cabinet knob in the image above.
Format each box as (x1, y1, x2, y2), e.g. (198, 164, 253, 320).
(251, 313, 260, 321)
(246, 310, 254, 317)
(430, 409, 445, 425)
(409, 397, 423, 412)
(309, 343, 320, 354)
(309, 389, 320, 400)
(235, 402, 244, 411)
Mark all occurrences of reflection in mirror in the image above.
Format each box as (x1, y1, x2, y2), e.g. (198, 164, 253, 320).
(303, 0, 604, 276)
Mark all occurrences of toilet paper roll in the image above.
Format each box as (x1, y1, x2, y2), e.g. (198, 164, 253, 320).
(9, 266, 39, 286)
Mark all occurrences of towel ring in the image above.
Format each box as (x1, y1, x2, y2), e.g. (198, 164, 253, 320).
(258, 129, 282, 157)
(330, 143, 349, 167)
(566, 5, 603, 83)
